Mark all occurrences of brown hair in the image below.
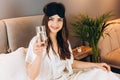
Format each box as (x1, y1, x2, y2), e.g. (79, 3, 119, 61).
(42, 2, 71, 60)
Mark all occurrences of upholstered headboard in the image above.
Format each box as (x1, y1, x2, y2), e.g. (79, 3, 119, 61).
(0, 15, 43, 53)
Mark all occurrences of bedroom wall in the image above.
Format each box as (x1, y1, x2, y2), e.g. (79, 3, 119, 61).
(0, 0, 51, 19)
(0, 0, 119, 20)
(54, 0, 119, 20)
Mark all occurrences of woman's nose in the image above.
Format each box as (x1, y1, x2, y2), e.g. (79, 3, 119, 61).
(53, 20, 58, 26)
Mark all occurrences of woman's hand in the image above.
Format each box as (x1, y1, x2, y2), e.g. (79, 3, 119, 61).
(33, 38, 45, 56)
(95, 63, 111, 72)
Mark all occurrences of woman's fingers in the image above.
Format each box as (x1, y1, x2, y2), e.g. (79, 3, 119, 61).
(33, 38, 45, 56)
(102, 63, 111, 72)
(99, 66, 108, 71)
(96, 63, 111, 72)
(35, 37, 45, 47)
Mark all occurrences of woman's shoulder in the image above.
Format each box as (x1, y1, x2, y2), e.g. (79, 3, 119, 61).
(67, 40, 70, 44)
(27, 36, 37, 47)
(29, 36, 37, 43)
(67, 40, 72, 48)
(31, 36, 37, 41)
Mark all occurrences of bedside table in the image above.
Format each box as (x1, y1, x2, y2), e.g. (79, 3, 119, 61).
(72, 46, 92, 60)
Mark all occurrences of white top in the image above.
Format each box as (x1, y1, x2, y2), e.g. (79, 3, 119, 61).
(25, 36, 74, 80)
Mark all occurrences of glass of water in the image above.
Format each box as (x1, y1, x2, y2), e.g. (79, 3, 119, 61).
(36, 26, 47, 46)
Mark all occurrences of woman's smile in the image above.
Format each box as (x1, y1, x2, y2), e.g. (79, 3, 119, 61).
(51, 26, 59, 30)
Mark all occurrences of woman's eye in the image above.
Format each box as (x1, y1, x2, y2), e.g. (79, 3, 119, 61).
(58, 18, 63, 22)
(49, 18, 54, 21)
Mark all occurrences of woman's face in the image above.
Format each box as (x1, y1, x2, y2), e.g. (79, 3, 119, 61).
(48, 14, 63, 34)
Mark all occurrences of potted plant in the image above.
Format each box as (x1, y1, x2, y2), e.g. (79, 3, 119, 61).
(71, 12, 113, 62)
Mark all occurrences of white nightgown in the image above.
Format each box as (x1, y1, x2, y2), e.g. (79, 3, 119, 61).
(25, 36, 120, 80)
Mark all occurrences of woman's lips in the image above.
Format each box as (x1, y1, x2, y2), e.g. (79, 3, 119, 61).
(51, 26, 59, 30)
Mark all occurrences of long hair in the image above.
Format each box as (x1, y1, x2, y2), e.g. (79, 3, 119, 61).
(42, 2, 71, 60)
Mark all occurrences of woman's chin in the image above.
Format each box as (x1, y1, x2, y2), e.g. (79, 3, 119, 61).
(51, 30, 60, 33)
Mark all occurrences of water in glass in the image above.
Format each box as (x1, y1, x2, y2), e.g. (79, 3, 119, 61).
(36, 26, 47, 46)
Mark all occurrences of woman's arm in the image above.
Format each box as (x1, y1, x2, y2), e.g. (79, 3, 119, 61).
(26, 40, 45, 80)
(72, 60, 111, 72)
(26, 56, 42, 80)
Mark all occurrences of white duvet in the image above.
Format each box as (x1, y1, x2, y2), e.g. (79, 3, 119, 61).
(0, 47, 120, 80)
(0, 47, 29, 80)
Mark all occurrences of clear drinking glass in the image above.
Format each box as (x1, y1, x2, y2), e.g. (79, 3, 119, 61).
(36, 26, 47, 46)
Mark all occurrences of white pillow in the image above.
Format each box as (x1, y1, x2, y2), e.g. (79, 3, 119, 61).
(0, 47, 29, 80)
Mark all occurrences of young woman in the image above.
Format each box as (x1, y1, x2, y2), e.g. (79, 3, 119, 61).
(25, 2, 120, 80)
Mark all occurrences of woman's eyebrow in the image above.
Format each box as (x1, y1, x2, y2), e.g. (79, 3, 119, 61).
(58, 17, 63, 19)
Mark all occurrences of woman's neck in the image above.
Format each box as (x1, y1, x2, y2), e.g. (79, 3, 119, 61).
(50, 32, 57, 42)
(50, 32, 59, 54)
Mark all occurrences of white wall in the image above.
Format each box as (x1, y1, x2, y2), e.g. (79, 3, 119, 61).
(0, 0, 52, 19)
